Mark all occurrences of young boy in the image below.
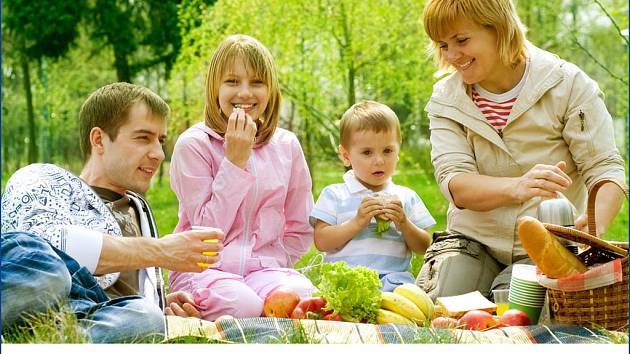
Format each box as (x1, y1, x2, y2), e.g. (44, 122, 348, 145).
(311, 100, 435, 291)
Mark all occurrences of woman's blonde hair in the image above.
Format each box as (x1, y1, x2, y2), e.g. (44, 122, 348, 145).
(423, 0, 527, 72)
(204, 34, 281, 145)
(339, 100, 401, 149)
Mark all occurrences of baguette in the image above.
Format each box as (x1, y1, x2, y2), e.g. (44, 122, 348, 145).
(517, 216, 587, 278)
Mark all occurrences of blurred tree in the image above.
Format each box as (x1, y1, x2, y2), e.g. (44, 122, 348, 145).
(90, 0, 183, 83)
(3, 0, 88, 163)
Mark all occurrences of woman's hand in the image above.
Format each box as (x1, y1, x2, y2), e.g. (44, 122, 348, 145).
(224, 108, 257, 169)
(512, 161, 572, 203)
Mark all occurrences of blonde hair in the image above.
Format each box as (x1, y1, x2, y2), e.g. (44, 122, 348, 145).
(204, 34, 281, 145)
(423, 0, 527, 72)
(339, 100, 401, 149)
(79, 82, 170, 161)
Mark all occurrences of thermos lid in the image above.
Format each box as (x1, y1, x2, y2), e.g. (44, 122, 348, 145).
(537, 197, 575, 227)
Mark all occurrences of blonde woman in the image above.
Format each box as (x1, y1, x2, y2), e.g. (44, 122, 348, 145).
(417, 0, 626, 301)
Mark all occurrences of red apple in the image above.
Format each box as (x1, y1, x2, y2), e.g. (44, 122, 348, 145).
(263, 287, 301, 318)
(499, 309, 532, 326)
(431, 316, 459, 329)
(457, 310, 497, 330)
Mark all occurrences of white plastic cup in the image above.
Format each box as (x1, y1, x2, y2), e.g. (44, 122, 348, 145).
(191, 226, 222, 268)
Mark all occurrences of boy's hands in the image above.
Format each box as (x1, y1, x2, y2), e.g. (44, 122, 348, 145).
(224, 108, 257, 169)
(352, 196, 384, 229)
(379, 199, 408, 230)
(353, 195, 407, 232)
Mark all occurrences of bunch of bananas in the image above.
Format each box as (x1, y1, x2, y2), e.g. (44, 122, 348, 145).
(376, 283, 434, 326)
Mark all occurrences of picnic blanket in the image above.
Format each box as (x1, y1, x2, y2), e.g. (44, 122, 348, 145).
(164, 316, 626, 344)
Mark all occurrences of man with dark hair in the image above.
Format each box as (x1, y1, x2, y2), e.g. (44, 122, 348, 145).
(1, 82, 224, 343)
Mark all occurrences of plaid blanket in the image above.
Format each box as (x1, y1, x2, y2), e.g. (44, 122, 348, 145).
(164, 316, 625, 344)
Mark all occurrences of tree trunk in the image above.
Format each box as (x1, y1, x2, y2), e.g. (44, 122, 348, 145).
(38, 58, 51, 163)
(113, 45, 132, 83)
(20, 49, 37, 163)
(347, 66, 355, 107)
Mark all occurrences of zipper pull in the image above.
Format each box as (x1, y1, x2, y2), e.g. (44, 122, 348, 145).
(579, 110, 585, 132)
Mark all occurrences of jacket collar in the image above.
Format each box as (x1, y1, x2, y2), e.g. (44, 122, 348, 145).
(426, 43, 564, 151)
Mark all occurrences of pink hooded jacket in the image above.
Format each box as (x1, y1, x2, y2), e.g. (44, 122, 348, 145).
(168, 122, 314, 278)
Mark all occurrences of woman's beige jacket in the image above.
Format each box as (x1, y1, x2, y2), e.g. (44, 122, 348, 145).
(426, 44, 626, 265)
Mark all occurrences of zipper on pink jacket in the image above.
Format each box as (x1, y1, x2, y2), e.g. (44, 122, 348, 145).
(239, 154, 258, 276)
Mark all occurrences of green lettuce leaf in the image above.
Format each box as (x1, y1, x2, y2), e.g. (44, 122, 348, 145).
(313, 261, 382, 323)
(375, 218, 390, 238)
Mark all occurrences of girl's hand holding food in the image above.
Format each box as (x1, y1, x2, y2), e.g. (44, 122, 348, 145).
(224, 107, 257, 169)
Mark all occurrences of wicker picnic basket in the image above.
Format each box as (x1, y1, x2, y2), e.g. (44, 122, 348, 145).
(541, 178, 628, 331)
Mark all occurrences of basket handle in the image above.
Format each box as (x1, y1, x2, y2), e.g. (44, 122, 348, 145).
(586, 178, 629, 237)
(544, 223, 628, 256)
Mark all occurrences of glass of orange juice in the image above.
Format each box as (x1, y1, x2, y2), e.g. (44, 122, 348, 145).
(492, 289, 510, 316)
(192, 226, 222, 268)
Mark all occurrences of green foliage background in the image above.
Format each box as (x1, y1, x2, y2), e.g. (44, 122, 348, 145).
(2, 0, 628, 182)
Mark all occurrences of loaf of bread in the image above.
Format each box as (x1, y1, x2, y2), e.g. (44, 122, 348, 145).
(517, 216, 587, 278)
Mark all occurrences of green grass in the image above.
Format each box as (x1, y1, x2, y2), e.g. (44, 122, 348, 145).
(2, 305, 90, 344)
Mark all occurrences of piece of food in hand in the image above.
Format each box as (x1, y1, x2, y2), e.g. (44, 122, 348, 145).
(457, 310, 497, 330)
(498, 309, 531, 326)
(372, 193, 396, 238)
(431, 316, 459, 329)
(375, 216, 390, 238)
(263, 287, 301, 318)
(517, 216, 587, 278)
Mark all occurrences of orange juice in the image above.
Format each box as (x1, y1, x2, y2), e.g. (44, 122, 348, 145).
(202, 239, 218, 256)
(496, 303, 509, 316)
(198, 239, 219, 268)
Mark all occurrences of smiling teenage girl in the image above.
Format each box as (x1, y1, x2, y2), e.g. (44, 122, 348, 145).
(168, 34, 315, 321)
(416, 0, 626, 302)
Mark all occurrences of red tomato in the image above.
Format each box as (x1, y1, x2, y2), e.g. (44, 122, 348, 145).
(290, 297, 333, 320)
(323, 313, 343, 321)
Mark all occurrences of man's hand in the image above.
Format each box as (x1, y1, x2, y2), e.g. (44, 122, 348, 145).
(164, 291, 201, 318)
(157, 228, 224, 272)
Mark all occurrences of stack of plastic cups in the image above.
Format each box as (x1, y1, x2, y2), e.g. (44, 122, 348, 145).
(508, 264, 546, 324)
